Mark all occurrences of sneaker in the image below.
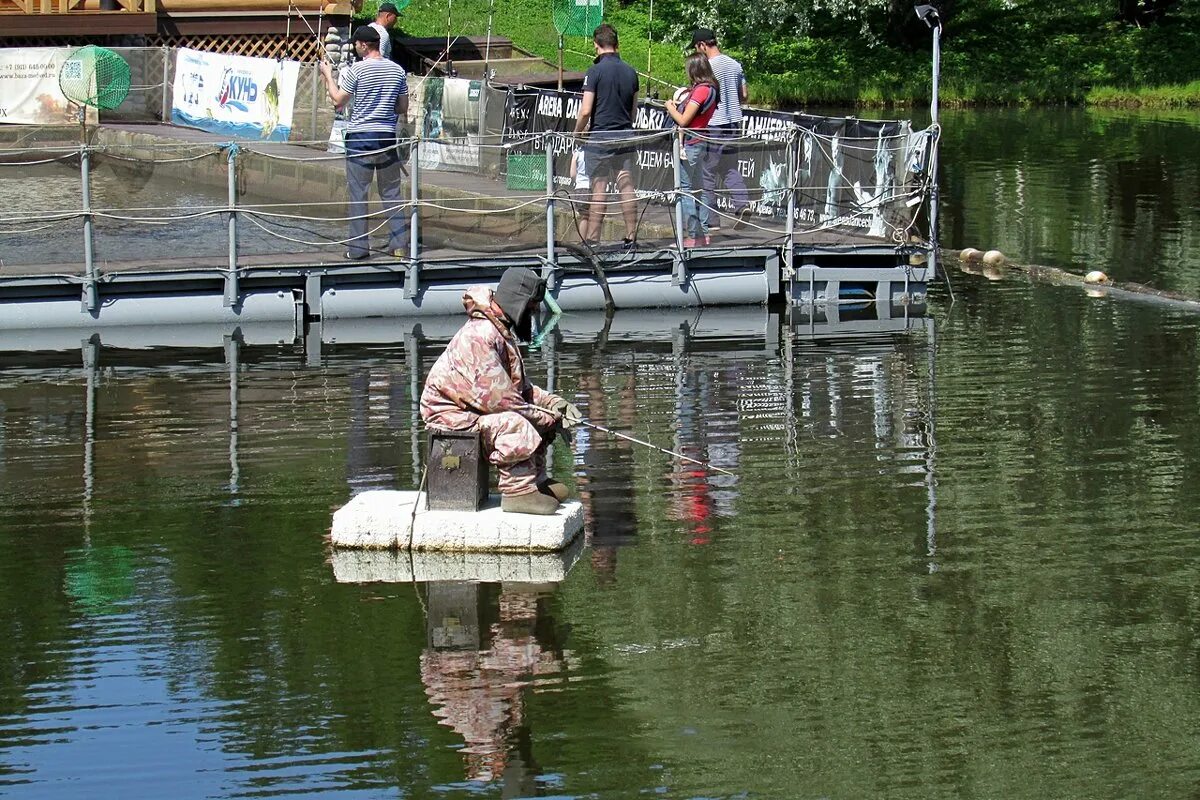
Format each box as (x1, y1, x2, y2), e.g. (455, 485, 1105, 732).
(621, 237, 637, 251)
(344, 250, 369, 260)
(682, 237, 698, 249)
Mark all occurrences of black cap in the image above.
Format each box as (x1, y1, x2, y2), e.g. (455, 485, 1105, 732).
(378, 2, 399, 13)
(691, 27, 716, 46)
(493, 267, 546, 326)
(351, 25, 381, 43)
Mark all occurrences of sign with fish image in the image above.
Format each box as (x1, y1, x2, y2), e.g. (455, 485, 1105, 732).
(171, 48, 299, 142)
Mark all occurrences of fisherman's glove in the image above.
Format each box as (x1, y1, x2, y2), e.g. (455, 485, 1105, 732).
(547, 396, 583, 429)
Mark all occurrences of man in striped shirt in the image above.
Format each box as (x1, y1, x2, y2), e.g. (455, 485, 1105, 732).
(691, 28, 750, 232)
(319, 25, 410, 259)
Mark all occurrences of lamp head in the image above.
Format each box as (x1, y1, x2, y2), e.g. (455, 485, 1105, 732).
(915, 3, 941, 28)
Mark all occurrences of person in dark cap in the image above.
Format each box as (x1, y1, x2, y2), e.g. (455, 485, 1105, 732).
(319, 24, 410, 259)
(370, 2, 399, 60)
(420, 268, 582, 516)
(690, 27, 751, 234)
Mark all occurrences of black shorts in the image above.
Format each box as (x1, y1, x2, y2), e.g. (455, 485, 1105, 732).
(584, 129, 634, 179)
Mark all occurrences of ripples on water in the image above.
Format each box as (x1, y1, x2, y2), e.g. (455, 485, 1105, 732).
(4, 109, 1200, 797)
(1, 286, 1199, 798)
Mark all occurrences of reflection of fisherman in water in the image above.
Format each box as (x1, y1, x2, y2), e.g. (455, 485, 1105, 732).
(419, 583, 565, 784)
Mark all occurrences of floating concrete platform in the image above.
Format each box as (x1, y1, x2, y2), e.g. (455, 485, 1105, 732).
(330, 490, 584, 552)
(331, 534, 586, 584)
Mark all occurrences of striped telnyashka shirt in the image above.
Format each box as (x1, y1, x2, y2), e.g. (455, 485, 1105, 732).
(338, 57, 408, 135)
(707, 53, 746, 127)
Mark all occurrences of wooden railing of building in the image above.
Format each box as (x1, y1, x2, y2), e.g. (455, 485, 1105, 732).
(0, 0, 157, 12)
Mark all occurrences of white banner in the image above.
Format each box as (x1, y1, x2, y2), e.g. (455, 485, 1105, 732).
(0, 48, 96, 126)
(171, 48, 299, 141)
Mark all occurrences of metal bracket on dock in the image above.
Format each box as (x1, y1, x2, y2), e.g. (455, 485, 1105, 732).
(404, 260, 421, 300)
(671, 251, 688, 287)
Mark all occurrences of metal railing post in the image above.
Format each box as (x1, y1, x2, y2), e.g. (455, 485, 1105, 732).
(671, 130, 686, 286)
(225, 145, 239, 307)
(80, 145, 98, 312)
(545, 132, 556, 283)
(785, 128, 797, 280)
(160, 45, 170, 122)
(405, 137, 421, 299)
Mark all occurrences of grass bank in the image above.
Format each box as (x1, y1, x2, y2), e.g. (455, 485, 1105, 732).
(367, 0, 1200, 110)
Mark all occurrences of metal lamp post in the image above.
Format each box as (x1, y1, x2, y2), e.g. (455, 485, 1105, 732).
(915, 4, 941, 282)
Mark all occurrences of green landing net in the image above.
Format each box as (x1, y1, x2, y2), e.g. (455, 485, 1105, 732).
(552, 0, 603, 37)
(58, 45, 132, 111)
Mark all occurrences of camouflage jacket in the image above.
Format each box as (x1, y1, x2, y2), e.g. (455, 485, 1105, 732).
(420, 286, 557, 430)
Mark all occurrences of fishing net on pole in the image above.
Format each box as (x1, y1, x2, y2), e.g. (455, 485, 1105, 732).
(58, 45, 132, 112)
(552, 0, 603, 36)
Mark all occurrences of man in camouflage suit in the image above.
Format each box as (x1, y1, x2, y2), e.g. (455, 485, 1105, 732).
(420, 267, 581, 515)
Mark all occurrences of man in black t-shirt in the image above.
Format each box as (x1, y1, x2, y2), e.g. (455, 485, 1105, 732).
(573, 23, 639, 245)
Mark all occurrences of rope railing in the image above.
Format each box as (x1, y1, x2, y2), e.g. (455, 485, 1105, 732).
(0, 127, 935, 299)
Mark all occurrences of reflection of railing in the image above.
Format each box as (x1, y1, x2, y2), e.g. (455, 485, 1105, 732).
(0, 124, 936, 312)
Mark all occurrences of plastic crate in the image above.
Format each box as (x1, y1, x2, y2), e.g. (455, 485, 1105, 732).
(505, 153, 547, 190)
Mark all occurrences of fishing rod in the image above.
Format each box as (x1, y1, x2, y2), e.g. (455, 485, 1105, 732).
(523, 404, 735, 477)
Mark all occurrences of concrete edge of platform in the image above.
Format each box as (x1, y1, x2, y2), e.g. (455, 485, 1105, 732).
(330, 490, 584, 553)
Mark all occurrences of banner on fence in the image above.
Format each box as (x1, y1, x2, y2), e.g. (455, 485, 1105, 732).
(0, 48, 97, 126)
(410, 76, 483, 171)
(501, 87, 928, 241)
(171, 48, 299, 141)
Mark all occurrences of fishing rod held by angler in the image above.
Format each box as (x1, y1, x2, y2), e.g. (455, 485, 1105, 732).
(523, 404, 735, 477)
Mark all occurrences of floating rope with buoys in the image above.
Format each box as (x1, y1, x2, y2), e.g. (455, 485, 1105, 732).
(948, 247, 1200, 312)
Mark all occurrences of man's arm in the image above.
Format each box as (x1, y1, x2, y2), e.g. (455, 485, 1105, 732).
(319, 61, 351, 109)
(573, 91, 595, 136)
(740, 74, 749, 103)
(395, 91, 409, 118)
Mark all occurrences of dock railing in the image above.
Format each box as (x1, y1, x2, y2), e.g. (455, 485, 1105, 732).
(1, 95, 937, 309)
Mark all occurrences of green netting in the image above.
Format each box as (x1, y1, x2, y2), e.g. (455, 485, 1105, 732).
(506, 153, 546, 190)
(59, 45, 132, 111)
(552, 0, 603, 37)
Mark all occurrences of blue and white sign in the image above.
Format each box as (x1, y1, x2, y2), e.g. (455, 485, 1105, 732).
(171, 48, 299, 141)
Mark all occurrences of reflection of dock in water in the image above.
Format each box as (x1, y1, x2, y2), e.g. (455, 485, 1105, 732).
(0, 307, 940, 571)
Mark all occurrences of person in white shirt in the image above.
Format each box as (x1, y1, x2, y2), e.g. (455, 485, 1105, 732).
(368, 2, 399, 60)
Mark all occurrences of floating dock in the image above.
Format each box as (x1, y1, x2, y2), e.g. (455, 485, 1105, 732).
(1, 99, 935, 338)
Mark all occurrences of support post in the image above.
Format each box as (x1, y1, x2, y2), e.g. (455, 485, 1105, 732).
(557, 34, 564, 93)
(406, 137, 421, 298)
(545, 133, 556, 285)
(784, 129, 797, 284)
(671, 129, 686, 286)
(160, 45, 170, 122)
(927, 17, 941, 282)
(225, 145, 239, 307)
(309, 62, 320, 142)
(80, 146, 97, 312)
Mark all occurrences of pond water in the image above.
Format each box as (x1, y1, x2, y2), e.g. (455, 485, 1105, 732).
(2, 109, 1200, 798)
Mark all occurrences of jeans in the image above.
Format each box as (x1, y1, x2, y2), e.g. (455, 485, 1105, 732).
(344, 131, 408, 258)
(701, 122, 750, 229)
(680, 141, 706, 239)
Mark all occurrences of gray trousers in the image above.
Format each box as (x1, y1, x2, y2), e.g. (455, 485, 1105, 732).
(344, 132, 408, 257)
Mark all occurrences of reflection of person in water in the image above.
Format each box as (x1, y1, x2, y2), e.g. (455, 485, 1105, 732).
(668, 360, 741, 544)
(420, 584, 564, 784)
(573, 360, 640, 582)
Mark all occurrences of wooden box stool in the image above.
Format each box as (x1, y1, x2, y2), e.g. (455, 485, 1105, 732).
(426, 429, 490, 511)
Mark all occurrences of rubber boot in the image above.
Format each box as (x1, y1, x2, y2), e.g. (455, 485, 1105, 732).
(501, 491, 560, 516)
(538, 478, 569, 502)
